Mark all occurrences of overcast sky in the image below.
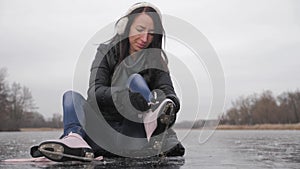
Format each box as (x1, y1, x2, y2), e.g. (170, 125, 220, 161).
(1, 0, 300, 122)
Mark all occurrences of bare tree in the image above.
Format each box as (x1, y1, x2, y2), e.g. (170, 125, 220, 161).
(50, 113, 63, 128)
(20, 111, 46, 128)
(288, 92, 300, 123)
(0, 67, 49, 131)
(9, 82, 23, 129)
(0, 68, 11, 130)
(222, 90, 300, 125)
(21, 86, 38, 113)
(251, 91, 279, 124)
(278, 91, 300, 123)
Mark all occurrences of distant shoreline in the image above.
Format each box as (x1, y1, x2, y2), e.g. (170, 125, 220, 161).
(1, 123, 300, 132)
(216, 123, 300, 130)
(20, 128, 63, 132)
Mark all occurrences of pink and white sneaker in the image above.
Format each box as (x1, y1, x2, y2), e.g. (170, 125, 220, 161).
(38, 132, 94, 162)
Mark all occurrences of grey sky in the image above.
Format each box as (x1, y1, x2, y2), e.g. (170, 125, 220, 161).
(1, 0, 299, 122)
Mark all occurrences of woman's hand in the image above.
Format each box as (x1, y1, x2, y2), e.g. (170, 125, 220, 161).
(129, 91, 150, 112)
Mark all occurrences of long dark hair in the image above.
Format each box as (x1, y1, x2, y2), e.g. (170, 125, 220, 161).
(108, 6, 166, 65)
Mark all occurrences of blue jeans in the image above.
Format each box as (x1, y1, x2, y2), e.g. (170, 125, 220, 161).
(62, 73, 152, 139)
(61, 90, 87, 138)
(126, 73, 153, 102)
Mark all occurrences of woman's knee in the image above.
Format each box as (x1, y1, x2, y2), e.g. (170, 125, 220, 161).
(63, 90, 82, 107)
(63, 90, 73, 106)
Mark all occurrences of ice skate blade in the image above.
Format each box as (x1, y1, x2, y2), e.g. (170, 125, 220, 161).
(38, 142, 94, 162)
(39, 143, 64, 160)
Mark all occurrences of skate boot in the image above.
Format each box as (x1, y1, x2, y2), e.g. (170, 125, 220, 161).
(37, 132, 94, 162)
(163, 129, 185, 157)
(149, 129, 185, 157)
(144, 98, 176, 141)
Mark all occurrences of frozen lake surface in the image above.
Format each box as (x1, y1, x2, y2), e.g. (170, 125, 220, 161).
(0, 130, 299, 169)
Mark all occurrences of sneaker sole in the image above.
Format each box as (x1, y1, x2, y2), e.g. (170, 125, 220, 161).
(38, 141, 94, 162)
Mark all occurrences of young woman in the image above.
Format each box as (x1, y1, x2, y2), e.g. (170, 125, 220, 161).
(31, 2, 185, 161)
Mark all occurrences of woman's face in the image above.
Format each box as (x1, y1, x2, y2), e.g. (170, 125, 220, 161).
(128, 13, 154, 55)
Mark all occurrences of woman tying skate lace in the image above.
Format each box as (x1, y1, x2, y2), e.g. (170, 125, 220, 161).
(31, 2, 185, 161)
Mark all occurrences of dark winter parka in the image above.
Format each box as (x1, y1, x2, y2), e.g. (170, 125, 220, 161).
(86, 43, 180, 122)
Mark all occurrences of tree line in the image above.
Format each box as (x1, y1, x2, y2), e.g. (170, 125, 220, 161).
(220, 90, 300, 125)
(0, 68, 62, 131)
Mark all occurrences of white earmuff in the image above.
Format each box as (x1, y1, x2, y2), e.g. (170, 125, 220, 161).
(116, 2, 162, 35)
(116, 17, 129, 35)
